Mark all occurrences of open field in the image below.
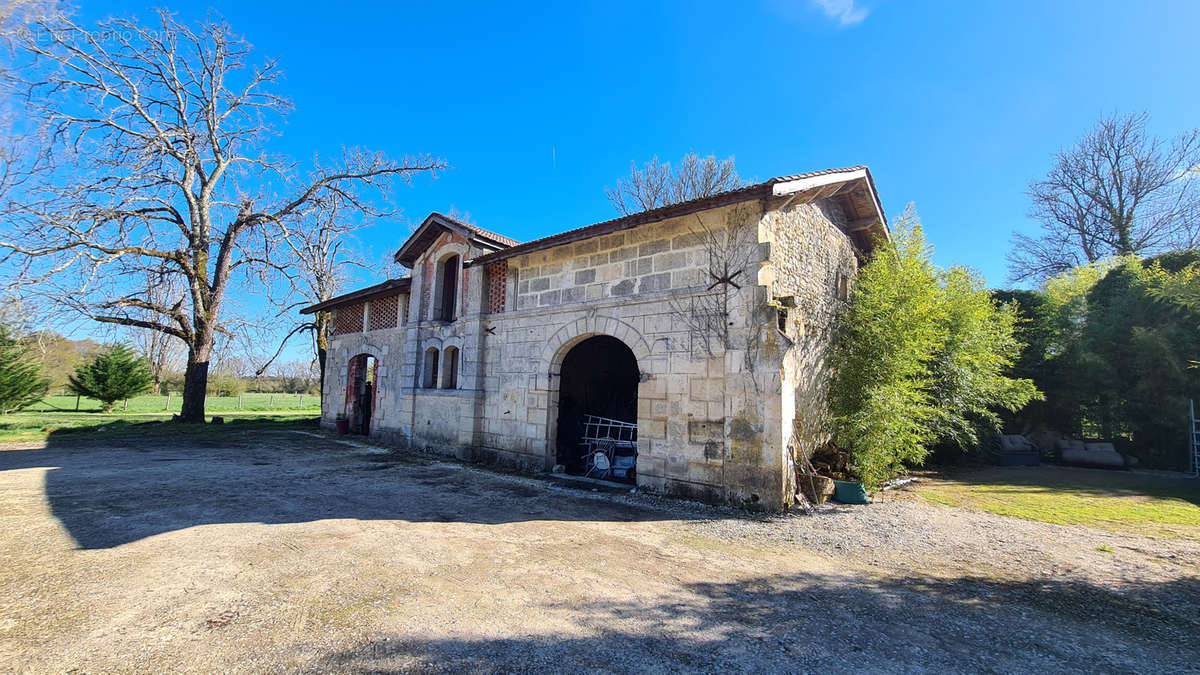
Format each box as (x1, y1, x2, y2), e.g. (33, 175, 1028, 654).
(1, 425, 1198, 673)
(915, 466, 1200, 540)
(0, 413, 320, 444)
(1, 394, 320, 442)
(28, 392, 319, 414)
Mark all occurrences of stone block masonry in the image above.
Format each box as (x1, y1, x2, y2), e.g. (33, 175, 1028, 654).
(314, 169, 886, 511)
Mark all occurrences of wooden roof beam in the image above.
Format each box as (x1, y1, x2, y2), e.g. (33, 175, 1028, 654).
(845, 217, 880, 233)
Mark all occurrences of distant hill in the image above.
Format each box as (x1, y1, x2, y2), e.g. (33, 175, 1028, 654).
(24, 332, 102, 392)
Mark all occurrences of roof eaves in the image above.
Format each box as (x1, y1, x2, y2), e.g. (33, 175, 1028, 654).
(393, 212, 521, 266)
(299, 278, 411, 315)
(474, 166, 877, 265)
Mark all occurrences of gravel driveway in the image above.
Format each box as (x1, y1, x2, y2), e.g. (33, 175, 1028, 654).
(1, 428, 1197, 673)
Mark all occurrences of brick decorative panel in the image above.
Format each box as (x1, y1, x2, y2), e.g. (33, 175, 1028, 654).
(486, 261, 507, 314)
(332, 302, 364, 336)
(368, 294, 399, 331)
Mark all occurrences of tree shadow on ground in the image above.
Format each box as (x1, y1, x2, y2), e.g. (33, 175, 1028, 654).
(0, 420, 707, 549)
(312, 572, 1200, 673)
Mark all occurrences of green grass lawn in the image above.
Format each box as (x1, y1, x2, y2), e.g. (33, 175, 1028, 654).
(918, 465, 1200, 539)
(2, 393, 321, 442)
(13, 413, 320, 444)
(28, 392, 319, 414)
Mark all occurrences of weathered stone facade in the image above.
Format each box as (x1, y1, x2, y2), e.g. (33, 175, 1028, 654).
(305, 167, 887, 510)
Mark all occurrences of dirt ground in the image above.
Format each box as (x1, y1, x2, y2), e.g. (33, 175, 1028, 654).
(1, 428, 1198, 673)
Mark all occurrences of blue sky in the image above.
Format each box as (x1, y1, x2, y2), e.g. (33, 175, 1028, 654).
(76, 0, 1198, 291)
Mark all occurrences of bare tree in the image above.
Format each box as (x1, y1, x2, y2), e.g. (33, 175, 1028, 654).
(274, 358, 318, 394)
(252, 200, 370, 395)
(444, 205, 475, 225)
(123, 265, 186, 389)
(0, 0, 59, 32)
(207, 353, 250, 396)
(1009, 112, 1200, 282)
(0, 11, 446, 421)
(0, 295, 33, 336)
(135, 329, 184, 390)
(606, 152, 745, 215)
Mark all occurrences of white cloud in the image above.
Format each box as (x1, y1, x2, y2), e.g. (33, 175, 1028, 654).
(811, 0, 870, 27)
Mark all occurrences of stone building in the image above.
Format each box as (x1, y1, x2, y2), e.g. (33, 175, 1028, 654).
(301, 166, 887, 510)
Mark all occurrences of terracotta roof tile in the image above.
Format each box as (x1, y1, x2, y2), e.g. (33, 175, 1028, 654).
(435, 212, 521, 248)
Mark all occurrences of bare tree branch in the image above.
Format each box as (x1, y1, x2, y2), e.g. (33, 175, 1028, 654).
(0, 10, 446, 421)
(606, 152, 745, 216)
(1009, 112, 1200, 282)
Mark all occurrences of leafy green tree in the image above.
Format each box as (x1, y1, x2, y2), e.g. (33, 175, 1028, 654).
(829, 208, 1039, 489)
(0, 325, 49, 414)
(1003, 252, 1200, 469)
(67, 344, 154, 412)
(1138, 251, 1200, 316)
(929, 267, 1038, 446)
(993, 260, 1119, 438)
(828, 210, 945, 488)
(1080, 253, 1200, 467)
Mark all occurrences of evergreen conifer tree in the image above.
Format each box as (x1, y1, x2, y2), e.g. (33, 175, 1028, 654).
(0, 325, 50, 414)
(68, 344, 154, 412)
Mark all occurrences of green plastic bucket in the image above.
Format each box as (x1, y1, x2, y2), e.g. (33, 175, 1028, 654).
(833, 480, 870, 504)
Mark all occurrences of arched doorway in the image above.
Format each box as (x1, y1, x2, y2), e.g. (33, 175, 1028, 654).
(555, 335, 639, 481)
(346, 354, 378, 435)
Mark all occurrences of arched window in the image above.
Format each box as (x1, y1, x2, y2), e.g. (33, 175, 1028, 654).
(422, 347, 440, 388)
(438, 255, 459, 321)
(442, 346, 459, 389)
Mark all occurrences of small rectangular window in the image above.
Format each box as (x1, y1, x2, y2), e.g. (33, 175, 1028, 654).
(439, 256, 459, 321)
(422, 348, 439, 388)
(442, 346, 459, 389)
(836, 271, 849, 302)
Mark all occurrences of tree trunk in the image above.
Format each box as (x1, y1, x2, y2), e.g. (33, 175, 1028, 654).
(1113, 213, 1135, 255)
(317, 345, 327, 398)
(1116, 229, 1134, 255)
(316, 312, 330, 398)
(180, 344, 211, 422)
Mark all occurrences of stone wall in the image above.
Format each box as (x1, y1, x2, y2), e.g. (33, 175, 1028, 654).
(511, 230, 708, 311)
(759, 199, 858, 496)
(321, 310, 408, 442)
(321, 196, 863, 511)
(398, 229, 490, 455)
(475, 202, 778, 504)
